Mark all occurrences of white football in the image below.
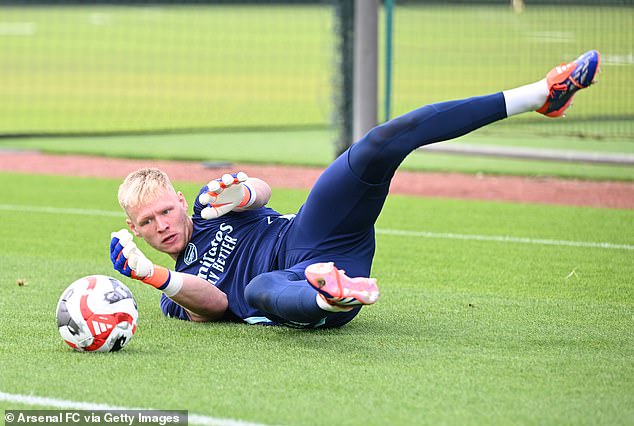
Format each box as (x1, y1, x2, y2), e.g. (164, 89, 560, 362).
(56, 275, 138, 352)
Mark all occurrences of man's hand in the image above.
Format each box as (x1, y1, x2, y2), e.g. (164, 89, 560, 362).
(198, 172, 255, 219)
(110, 229, 154, 280)
(109, 229, 183, 296)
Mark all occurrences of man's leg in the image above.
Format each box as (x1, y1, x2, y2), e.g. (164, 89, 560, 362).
(349, 49, 600, 184)
(289, 92, 508, 239)
(244, 260, 368, 329)
(288, 50, 599, 242)
(244, 270, 338, 328)
(348, 93, 507, 184)
(253, 90, 525, 328)
(258, 50, 601, 327)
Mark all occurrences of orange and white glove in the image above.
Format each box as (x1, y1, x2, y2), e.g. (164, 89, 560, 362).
(198, 172, 256, 219)
(109, 229, 183, 297)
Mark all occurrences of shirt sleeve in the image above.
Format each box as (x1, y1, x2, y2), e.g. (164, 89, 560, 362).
(159, 294, 191, 321)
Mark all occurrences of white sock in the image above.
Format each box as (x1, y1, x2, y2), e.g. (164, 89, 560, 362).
(315, 294, 353, 312)
(502, 79, 550, 117)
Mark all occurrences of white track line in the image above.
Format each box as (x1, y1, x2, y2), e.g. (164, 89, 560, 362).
(0, 391, 270, 426)
(1, 203, 632, 251)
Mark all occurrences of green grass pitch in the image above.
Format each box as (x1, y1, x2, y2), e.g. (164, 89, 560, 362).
(1, 3, 632, 182)
(1, 172, 633, 425)
(0, 2, 633, 424)
(0, 4, 632, 138)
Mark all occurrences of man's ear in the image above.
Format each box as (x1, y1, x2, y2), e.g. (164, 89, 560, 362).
(126, 218, 141, 237)
(177, 191, 189, 211)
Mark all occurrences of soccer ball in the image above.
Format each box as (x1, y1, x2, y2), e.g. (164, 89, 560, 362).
(56, 275, 138, 352)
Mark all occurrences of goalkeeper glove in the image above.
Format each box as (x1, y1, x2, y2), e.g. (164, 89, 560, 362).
(109, 229, 183, 297)
(198, 172, 256, 219)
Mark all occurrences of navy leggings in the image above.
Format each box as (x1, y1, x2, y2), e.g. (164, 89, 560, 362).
(245, 93, 508, 328)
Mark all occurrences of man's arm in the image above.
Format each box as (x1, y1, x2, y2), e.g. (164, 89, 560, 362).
(234, 177, 271, 211)
(110, 230, 228, 322)
(166, 273, 228, 322)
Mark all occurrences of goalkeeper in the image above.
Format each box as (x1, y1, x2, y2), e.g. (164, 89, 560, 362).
(110, 50, 599, 328)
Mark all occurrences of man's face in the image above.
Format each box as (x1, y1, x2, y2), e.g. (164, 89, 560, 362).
(126, 189, 191, 258)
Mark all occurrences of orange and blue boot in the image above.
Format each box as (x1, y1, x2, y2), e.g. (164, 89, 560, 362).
(305, 262, 379, 310)
(537, 50, 600, 118)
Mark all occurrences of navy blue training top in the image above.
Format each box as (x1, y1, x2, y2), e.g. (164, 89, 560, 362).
(160, 185, 294, 324)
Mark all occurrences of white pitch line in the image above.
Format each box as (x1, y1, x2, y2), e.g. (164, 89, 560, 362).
(375, 229, 634, 251)
(0, 22, 36, 36)
(1, 203, 632, 251)
(0, 391, 271, 426)
(0, 204, 123, 217)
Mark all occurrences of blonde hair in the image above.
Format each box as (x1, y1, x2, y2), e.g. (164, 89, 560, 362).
(118, 168, 176, 212)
